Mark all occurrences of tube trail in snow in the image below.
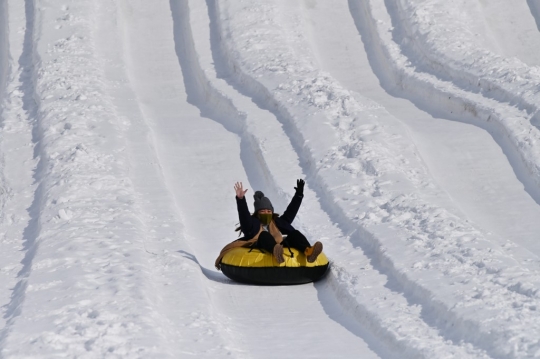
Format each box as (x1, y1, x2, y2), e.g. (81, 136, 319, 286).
(1, 0, 538, 357)
(300, 0, 540, 354)
(345, 0, 540, 251)
(0, 0, 44, 350)
(184, 0, 493, 357)
(370, 0, 540, 203)
(167, 0, 386, 357)
(527, 0, 540, 32)
(206, 0, 540, 357)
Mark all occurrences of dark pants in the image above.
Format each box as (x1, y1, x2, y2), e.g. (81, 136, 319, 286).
(255, 230, 311, 253)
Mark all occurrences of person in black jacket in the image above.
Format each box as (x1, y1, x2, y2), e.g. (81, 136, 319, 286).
(234, 180, 323, 264)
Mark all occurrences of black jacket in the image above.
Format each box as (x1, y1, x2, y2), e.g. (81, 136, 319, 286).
(236, 193, 303, 240)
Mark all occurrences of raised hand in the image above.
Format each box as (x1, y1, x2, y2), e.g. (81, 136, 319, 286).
(234, 182, 248, 199)
(294, 179, 305, 196)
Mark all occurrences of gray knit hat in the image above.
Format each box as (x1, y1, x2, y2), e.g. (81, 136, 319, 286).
(253, 191, 274, 212)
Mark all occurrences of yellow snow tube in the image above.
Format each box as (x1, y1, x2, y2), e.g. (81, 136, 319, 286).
(220, 247, 329, 285)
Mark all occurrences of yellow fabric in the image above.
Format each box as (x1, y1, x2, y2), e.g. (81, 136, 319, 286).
(214, 237, 257, 270)
(221, 247, 329, 268)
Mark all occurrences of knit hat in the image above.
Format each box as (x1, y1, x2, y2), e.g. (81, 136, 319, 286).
(253, 191, 274, 212)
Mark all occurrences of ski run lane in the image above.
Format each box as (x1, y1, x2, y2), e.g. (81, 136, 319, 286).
(0, 0, 181, 356)
(107, 0, 383, 357)
(300, 0, 540, 262)
(0, 0, 40, 338)
(214, 0, 540, 357)
(0, 0, 540, 358)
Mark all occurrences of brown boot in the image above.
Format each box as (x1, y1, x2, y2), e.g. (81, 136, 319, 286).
(273, 244, 285, 264)
(305, 241, 323, 263)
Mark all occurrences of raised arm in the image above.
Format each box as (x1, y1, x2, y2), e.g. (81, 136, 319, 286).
(281, 179, 305, 224)
(234, 182, 248, 199)
(234, 182, 258, 237)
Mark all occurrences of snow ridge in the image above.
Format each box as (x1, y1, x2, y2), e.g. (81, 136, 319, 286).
(529, 0, 540, 32)
(108, 0, 238, 356)
(0, 0, 42, 347)
(1, 0, 540, 357)
(212, 0, 540, 357)
(393, 0, 540, 114)
(348, 0, 540, 206)
(0, 1, 172, 356)
(205, 0, 492, 357)
(176, 0, 490, 357)
(0, 0, 8, 100)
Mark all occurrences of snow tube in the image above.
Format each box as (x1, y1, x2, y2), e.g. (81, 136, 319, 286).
(220, 247, 329, 285)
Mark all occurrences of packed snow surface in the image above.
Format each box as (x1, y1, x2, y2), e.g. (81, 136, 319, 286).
(1, 0, 540, 357)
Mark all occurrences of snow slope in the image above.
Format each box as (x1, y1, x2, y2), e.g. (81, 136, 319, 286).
(1, 0, 540, 358)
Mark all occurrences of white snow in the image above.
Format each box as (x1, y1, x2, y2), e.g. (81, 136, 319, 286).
(1, 0, 540, 357)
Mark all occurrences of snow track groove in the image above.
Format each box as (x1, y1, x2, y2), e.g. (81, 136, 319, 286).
(0, 0, 538, 357)
(302, 0, 540, 356)
(0, 0, 42, 348)
(339, 2, 540, 356)
(99, 0, 237, 356)
(349, 0, 540, 256)
(167, 0, 383, 357)
(377, 0, 540, 196)
(211, 0, 540, 357)
(109, 0, 378, 356)
(345, 0, 540, 255)
(0, 0, 8, 97)
(0, 1, 176, 356)
(192, 0, 490, 357)
(389, 0, 540, 112)
(528, 0, 540, 32)
(300, 0, 540, 256)
(349, 0, 540, 209)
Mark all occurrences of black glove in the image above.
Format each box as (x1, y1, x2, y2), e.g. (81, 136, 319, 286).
(294, 179, 305, 196)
